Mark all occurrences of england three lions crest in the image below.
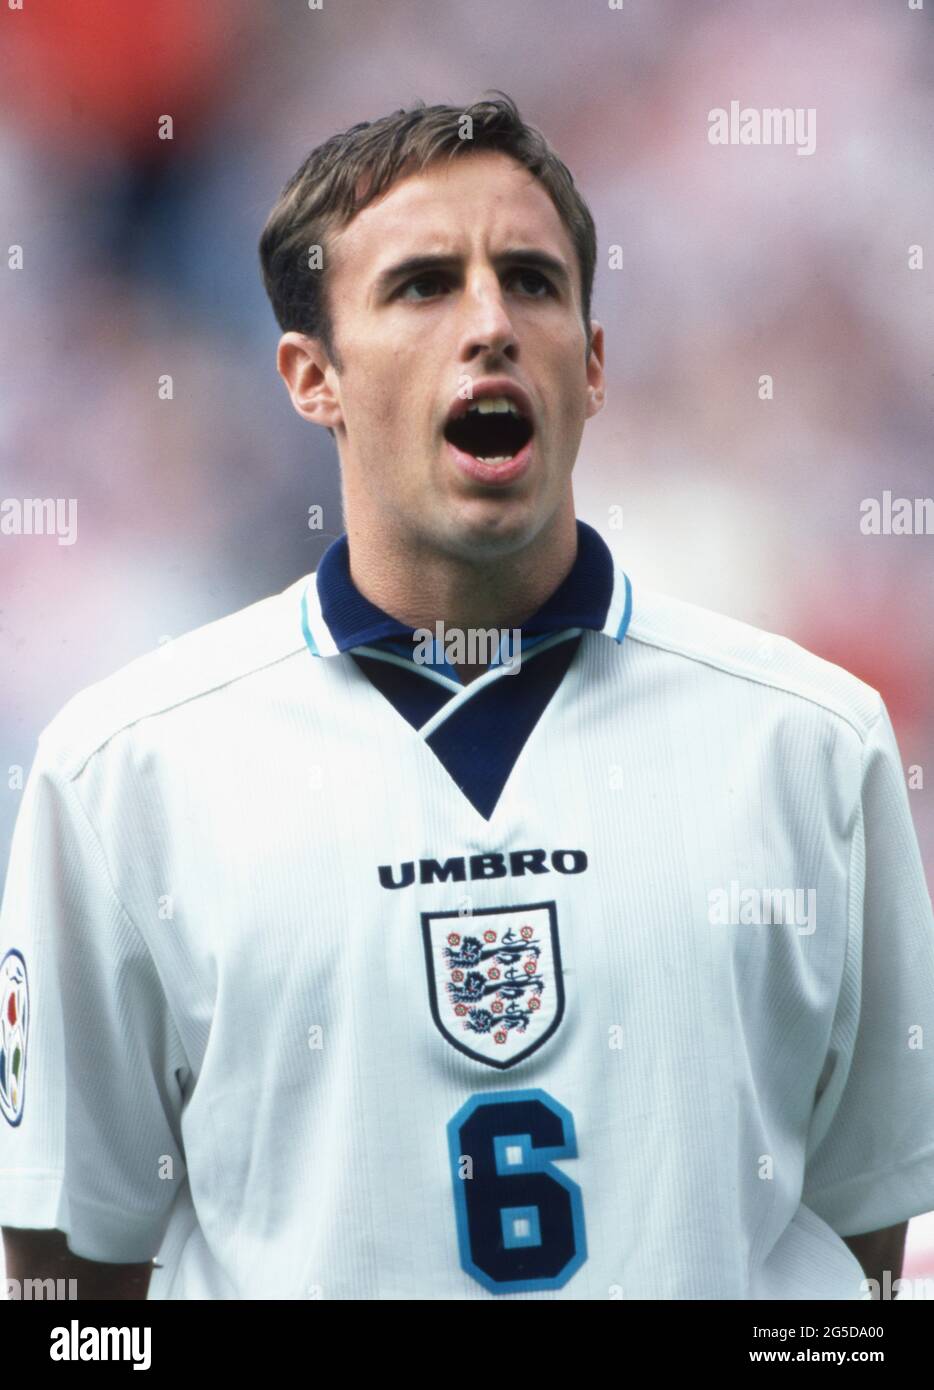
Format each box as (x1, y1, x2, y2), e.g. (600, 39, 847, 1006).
(421, 903, 565, 1069)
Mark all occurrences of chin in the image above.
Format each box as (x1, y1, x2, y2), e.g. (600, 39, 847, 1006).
(441, 503, 545, 561)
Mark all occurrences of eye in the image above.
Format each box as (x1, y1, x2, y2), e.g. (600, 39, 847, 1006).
(398, 274, 450, 301)
(396, 267, 556, 302)
(509, 268, 556, 297)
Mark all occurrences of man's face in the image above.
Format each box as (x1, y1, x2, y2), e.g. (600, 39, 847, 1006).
(316, 151, 604, 560)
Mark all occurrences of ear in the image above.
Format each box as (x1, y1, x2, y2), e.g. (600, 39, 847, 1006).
(584, 320, 605, 421)
(276, 332, 343, 429)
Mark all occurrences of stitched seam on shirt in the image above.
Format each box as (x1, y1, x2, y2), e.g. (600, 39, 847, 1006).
(56, 768, 195, 1086)
(806, 1142, 934, 1198)
(625, 627, 882, 744)
(58, 642, 309, 781)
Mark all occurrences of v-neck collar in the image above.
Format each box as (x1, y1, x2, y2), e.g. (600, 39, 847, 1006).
(302, 519, 631, 664)
(299, 520, 633, 819)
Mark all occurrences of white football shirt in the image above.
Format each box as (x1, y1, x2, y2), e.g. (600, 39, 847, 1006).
(1, 519, 933, 1300)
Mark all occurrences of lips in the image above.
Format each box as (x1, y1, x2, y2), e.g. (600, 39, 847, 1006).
(445, 433, 534, 487)
(442, 379, 535, 469)
(444, 378, 534, 428)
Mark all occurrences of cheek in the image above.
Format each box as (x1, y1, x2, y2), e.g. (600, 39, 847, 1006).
(345, 367, 400, 436)
(364, 361, 425, 437)
(558, 342, 590, 399)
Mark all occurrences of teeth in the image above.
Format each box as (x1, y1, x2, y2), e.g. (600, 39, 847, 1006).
(475, 455, 514, 464)
(467, 396, 520, 416)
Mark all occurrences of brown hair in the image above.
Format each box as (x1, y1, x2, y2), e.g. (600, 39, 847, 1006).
(258, 92, 597, 398)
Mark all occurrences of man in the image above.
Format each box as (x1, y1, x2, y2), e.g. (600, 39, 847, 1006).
(1, 95, 932, 1300)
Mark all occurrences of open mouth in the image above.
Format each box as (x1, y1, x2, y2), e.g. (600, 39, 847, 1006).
(443, 397, 534, 464)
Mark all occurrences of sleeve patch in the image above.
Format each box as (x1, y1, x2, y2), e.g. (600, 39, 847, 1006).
(1, 948, 29, 1127)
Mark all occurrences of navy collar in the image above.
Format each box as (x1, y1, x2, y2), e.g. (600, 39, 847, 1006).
(301, 519, 632, 661)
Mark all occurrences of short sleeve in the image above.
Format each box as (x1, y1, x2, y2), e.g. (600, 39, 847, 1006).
(802, 699, 934, 1236)
(0, 741, 189, 1262)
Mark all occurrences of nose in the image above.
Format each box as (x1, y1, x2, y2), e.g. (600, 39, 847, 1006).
(458, 268, 519, 363)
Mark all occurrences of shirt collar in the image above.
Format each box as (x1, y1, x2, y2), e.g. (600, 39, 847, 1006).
(300, 518, 632, 659)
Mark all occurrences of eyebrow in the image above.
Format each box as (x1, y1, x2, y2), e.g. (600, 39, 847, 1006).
(373, 247, 572, 299)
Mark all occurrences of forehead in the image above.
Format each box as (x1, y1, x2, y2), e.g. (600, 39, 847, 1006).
(329, 151, 576, 286)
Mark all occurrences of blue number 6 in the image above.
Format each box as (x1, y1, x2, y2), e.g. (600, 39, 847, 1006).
(447, 1089, 587, 1293)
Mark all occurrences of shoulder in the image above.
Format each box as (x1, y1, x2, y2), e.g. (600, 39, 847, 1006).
(621, 582, 883, 745)
(36, 573, 312, 781)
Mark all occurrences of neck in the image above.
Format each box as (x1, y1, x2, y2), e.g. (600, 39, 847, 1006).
(344, 506, 578, 679)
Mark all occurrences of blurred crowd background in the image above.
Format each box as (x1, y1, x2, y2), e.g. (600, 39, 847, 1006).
(1, 0, 932, 1285)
